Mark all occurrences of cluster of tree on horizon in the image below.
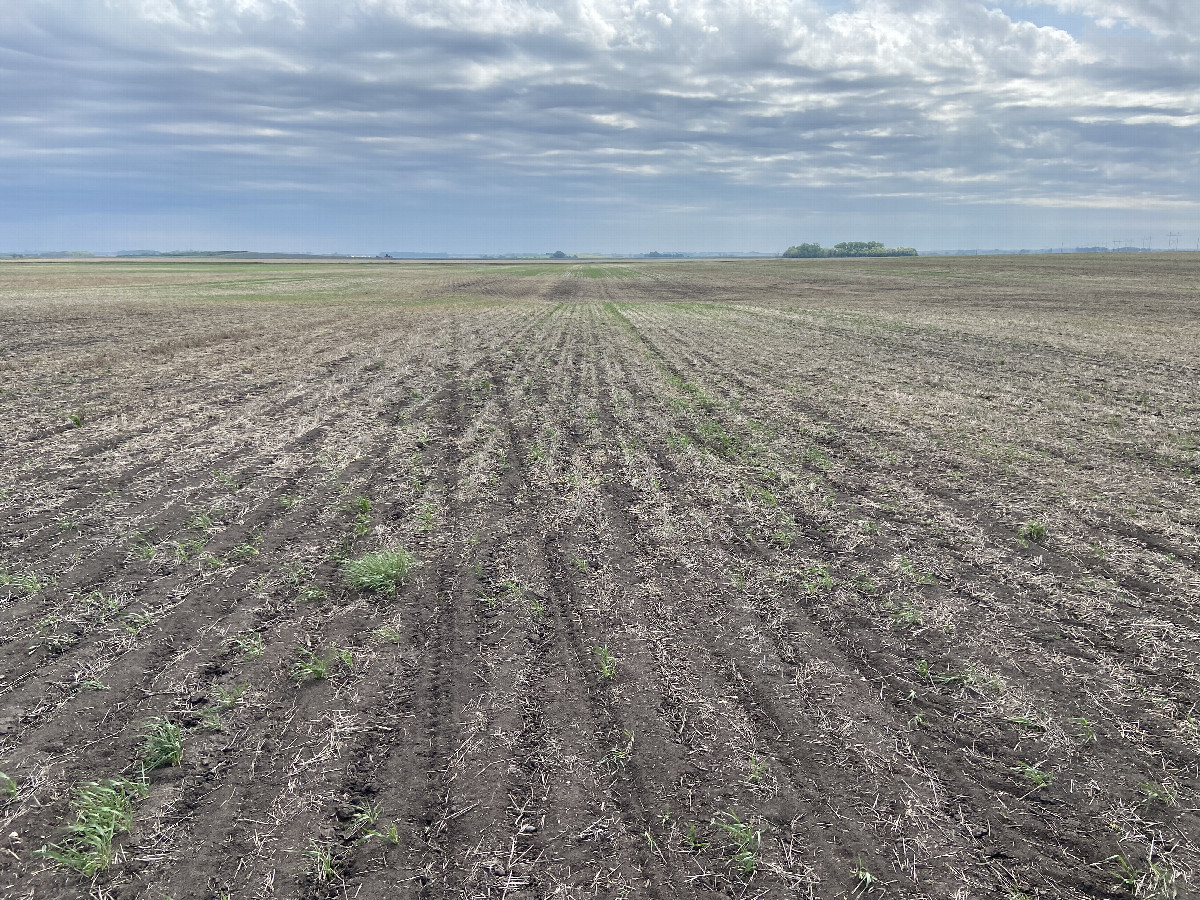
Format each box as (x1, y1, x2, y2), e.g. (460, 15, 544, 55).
(783, 241, 919, 258)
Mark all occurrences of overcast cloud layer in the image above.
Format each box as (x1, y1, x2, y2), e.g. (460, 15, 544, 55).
(2, 0, 1198, 253)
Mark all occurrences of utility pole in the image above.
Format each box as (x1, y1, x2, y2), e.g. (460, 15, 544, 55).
(1167, 232, 1181, 251)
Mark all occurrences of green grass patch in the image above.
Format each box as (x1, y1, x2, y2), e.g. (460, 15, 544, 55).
(37, 778, 147, 876)
(345, 548, 416, 592)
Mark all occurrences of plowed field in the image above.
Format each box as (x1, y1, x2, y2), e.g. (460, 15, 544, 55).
(1, 255, 1198, 899)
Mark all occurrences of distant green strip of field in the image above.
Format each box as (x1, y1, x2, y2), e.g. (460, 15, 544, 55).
(573, 265, 641, 279)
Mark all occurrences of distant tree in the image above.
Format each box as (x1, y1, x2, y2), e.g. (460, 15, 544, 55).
(551, 250, 568, 259)
(783, 241, 917, 259)
(832, 241, 883, 255)
(782, 242, 825, 258)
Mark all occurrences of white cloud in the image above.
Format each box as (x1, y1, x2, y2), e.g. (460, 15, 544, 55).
(1029, 0, 1200, 37)
(1, 0, 1197, 250)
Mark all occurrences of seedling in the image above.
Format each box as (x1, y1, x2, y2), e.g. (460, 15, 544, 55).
(1013, 760, 1052, 790)
(122, 611, 154, 636)
(854, 575, 880, 595)
(198, 707, 224, 731)
(852, 856, 879, 895)
(292, 648, 329, 682)
(801, 563, 834, 592)
(349, 800, 381, 838)
(279, 495, 299, 509)
(1103, 854, 1141, 893)
(343, 495, 372, 516)
(0, 772, 17, 800)
(130, 541, 157, 561)
(212, 470, 240, 490)
(280, 562, 309, 586)
(343, 496, 373, 536)
(696, 419, 741, 457)
(141, 718, 183, 770)
(768, 528, 796, 549)
(227, 633, 264, 659)
(1071, 717, 1097, 743)
(291, 647, 353, 682)
(412, 500, 437, 533)
(1138, 781, 1178, 806)
(1018, 520, 1048, 546)
(897, 556, 936, 585)
(226, 543, 259, 563)
(66, 410, 85, 428)
(187, 510, 215, 532)
(304, 841, 338, 883)
(345, 548, 415, 592)
(83, 590, 122, 620)
(172, 537, 208, 562)
(38, 631, 78, 655)
(714, 811, 762, 876)
(884, 600, 923, 630)
(606, 729, 635, 771)
(0, 572, 43, 595)
(746, 755, 769, 784)
(666, 432, 693, 450)
(36, 777, 147, 876)
(211, 683, 246, 710)
(369, 822, 401, 846)
(682, 822, 708, 852)
(594, 645, 617, 680)
(372, 625, 404, 643)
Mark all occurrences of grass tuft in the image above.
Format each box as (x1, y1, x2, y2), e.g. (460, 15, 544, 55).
(1017, 520, 1048, 546)
(345, 548, 415, 592)
(36, 778, 147, 876)
(141, 718, 183, 770)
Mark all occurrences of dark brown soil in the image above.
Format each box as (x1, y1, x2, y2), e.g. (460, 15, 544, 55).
(0, 255, 1197, 899)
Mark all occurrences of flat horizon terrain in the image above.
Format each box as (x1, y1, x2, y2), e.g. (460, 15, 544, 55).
(1, 255, 1197, 899)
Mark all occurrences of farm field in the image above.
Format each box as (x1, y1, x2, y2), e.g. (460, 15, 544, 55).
(0, 254, 1198, 899)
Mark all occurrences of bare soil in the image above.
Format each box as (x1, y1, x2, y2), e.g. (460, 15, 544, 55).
(0, 255, 1198, 899)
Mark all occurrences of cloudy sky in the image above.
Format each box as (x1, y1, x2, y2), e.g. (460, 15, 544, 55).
(2, 0, 1198, 254)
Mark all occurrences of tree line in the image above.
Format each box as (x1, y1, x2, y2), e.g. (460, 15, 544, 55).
(783, 241, 918, 258)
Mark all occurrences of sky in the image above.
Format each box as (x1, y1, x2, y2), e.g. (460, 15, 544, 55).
(1, 0, 1198, 254)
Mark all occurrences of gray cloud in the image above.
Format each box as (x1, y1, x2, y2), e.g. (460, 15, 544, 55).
(1, 0, 1197, 252)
